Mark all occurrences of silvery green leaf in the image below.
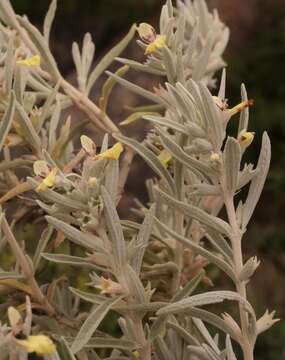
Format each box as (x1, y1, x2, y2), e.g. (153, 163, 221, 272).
(193, 318, 220, 354)
(0, 91, 15, 153)
(58, 337, 77, 360)
(131, 204, 156, 274)
(202, 344, 222, 360)
(45, 216, 105, 252)
(86, 24, 136, 94)
(100, 65, 129, 113)
(142, 115, 189, 135)
(199, 84, 224, 151)
(237, 163, 257, 189)
(218, 68, 226, 100)
(4, 36, 15, 95)
(116, 57, 165, 76)
(205, 232, 233, 265)
(71, 296, 122, 353)
(69, 287, 107, 306)
(197, 308, 243, 343)
(206, 229, 233, 260)
(28, 178, 88, 211)
(15, 101, 41, 153)
(17, 16, 60, 78)
(192, 34, 214, 80)
(48, 97, 61, 152)
(42, 253, 104, 271)
(80, 337, 137, 351)
(158, 129, 215, 180)
(242, 132, 271, 229)
(14, 66, 27, 103)
(187, 346, 208, 360)
(33, 224, 54, 270)
(154, 217, 236, 281)
(225, 335, 237, 360)
(166, 321, 200, 346)
(157, 290, 255, 321)
(154, 187, 232, 238)
(162, 46, 176, 84)
(238, 84, 249, 135)
(105, 71, 163, 105)
(39, 81, 60, 133)
(149, 316, 167, 342)
(43, 0, 57, 43)
(101, 186, 126, 272)
(154, 336, 173, 360)
(105, 160, 119, 204)
(171, 270, 204, 302)
(176, 45, 185, 84)
(114, 134, 176, 194)
(123, 264, 147, 304)
(223, 137, 241, 196)
(188, 184, 220, 196)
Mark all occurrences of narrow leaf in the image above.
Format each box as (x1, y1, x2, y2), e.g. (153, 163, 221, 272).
(86, 24, 136, 94)
(242, 132, 271, 229)
(71, 297, 121, 353)
(0, 92, 16, 152)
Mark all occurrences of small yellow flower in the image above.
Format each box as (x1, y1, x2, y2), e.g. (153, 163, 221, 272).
(145, 35, 166, 55)
(36, 168, 58, 193)
(80, 135, 96, 155)
(137, 22, 166, 55)
(95, 276, 124, 295)
(238, 131, 255, 149)
(228, 99, 254, 116)
(17, 335, 56, 356)
(94, 142, 124, 161)
(158, 149, 172, 168)
(16, 54, 41, 67)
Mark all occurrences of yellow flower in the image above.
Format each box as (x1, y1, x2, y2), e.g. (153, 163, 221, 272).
(137, 22, 166, 55)
(145, 35, 166, 55)
(16, 55, 41, 67)
(36, 168, 58, 193)
(94, 142, 124, 160)
(17, 335, 56, 356)
(95, 276, 124, 296)
(228, 99, 254, 116)
(158, 149, 172, 168)
(238, 131, 255, 149)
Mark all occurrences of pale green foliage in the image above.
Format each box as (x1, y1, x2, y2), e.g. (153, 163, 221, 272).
(0, 1, 278, 360)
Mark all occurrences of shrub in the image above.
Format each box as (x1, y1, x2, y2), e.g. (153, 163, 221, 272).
(0, 1, 278, 359)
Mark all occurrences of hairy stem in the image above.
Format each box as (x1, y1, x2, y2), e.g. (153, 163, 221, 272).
(224, 197, 254, 360)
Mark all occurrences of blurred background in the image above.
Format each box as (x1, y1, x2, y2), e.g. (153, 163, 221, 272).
(10, 0, 285, 358)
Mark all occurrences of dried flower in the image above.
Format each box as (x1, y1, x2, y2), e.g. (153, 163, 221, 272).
(80, 135, 96, 156)
(95, 276, 125, 296)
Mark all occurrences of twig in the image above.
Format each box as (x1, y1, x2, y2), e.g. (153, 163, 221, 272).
(1, 215, 55, 316)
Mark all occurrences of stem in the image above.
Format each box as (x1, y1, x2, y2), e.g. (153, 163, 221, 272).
(171, 211, 184, 294)
(224, 197, 254, 360)
(1, 216, 55, 316)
